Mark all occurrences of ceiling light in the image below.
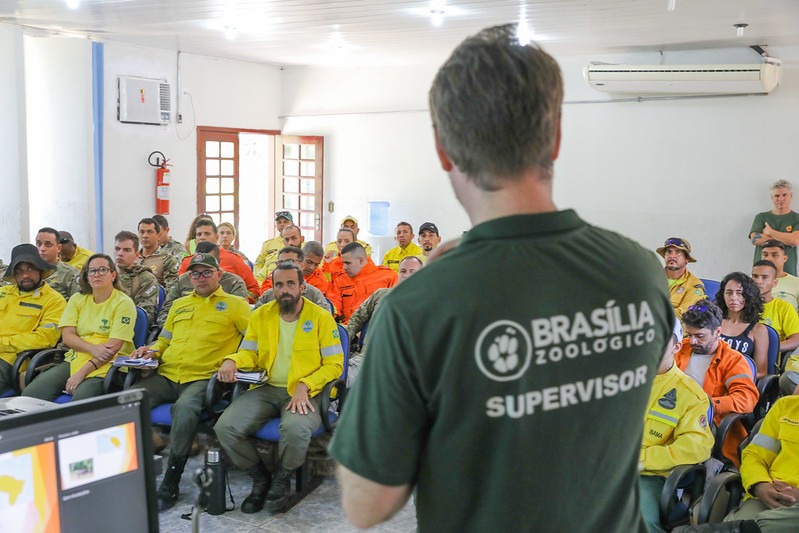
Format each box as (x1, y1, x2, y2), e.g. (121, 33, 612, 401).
(734, 23, 748, 37)
(516, 4, 532, 45)
(330, 31, 345, 50)
(66, 0, 80, 9)
(224, 26, 237, 40)
(666, 0, 676, 11)
(430, 9, 445, 27)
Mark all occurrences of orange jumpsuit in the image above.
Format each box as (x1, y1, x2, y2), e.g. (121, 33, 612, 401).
(327, 260, 397, 323)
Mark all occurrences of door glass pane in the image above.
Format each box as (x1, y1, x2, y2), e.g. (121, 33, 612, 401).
(300, 212, 314, 227)
(221, 212, 234, 224)
(205, 160, 220, 176)
(284, 160, 299, 177)
(221, 160, 234, 176)
(205, 178, 220, 194)
(221, 142, 235, 158)
(220, 178, 235, 194)
(284, 178, 299, 193)
(300, 196, 314, 210)
(283, 194, 299, 210)
(206, 195, 220, 212)
(206, 141, 219, 158)
(283, 144, 299, 159)
(221, 195, 234, 211)
(300, 161, 315, 177)
(300, 179, 315, 193)
(211, 213, 221, 225)
(300, 144, 315, 159)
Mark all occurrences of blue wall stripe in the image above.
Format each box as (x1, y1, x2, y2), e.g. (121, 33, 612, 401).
(91, 42, 104, 252)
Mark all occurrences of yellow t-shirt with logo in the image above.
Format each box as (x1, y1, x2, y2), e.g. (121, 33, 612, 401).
(761, 297, 799, 341)
(60, 289, 136, 378)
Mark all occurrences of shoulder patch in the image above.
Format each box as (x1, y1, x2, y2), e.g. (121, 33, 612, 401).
(121, 316, 131, 324)
(215, 301, 228, 312)
(658, 388, 677, 410)
(699, 414, 708, 429)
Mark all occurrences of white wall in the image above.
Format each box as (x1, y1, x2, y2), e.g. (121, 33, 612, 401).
(281, 45, 799, 278)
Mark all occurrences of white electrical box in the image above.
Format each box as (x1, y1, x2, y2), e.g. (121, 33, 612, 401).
(118, 76, 171, 125)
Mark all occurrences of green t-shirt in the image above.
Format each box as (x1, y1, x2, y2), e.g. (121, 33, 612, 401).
(750, 210, 799, 276)
(329, 210, 673, 533)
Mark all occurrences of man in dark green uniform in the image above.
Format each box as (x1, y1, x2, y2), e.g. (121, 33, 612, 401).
(329, 24, 674, 533)
(750, 179, 799, 276)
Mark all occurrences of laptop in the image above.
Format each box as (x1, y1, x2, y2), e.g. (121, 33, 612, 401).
(0, 390, 159, 532)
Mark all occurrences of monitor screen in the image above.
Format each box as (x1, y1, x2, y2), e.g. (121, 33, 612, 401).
(0, 390, 159, 533)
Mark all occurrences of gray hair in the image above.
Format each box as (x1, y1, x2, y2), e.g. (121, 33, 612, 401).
(302, 240, 324, 258)
(772, 179, 792, 191)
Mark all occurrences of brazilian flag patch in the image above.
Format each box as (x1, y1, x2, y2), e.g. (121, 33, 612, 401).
(121, 317, 131, 324)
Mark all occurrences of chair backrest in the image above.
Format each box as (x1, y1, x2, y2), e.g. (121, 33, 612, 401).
(133, 307, 148, 348)
(764, 324, 780, 375)
(743, 354, 757, 380)
(325, 298, 335, 315)
(357, 320, 370, 350)
(156, 285, 166, 314)
(338, 324, 350, 382)
(700, 278, 720, 301)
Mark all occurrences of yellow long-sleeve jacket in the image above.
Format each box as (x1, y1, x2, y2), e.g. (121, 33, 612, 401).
(0, 283, 66, 362)
(227, 297, 343, 397)
(640, 364, 715, 478)
(740, 395, 799, 499)
(668, 270, 706, 319)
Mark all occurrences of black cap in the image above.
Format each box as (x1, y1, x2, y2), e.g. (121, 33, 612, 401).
(418, 222, 439, 236)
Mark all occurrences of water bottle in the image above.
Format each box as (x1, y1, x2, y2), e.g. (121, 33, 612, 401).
(204, 448, 227, 515)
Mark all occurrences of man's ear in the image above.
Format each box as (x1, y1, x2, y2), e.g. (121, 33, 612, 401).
(552, 115, 562, 161)
(434, 128, 453, 172)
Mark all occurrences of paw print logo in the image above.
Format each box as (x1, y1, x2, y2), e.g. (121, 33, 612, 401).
(475, 320, 531, 382)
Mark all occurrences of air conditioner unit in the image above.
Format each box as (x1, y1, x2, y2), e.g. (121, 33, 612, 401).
(583, 62, 781, 95)
(118, 76, 171, 125)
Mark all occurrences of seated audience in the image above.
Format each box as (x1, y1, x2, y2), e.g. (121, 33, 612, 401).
(301, 241, 330, 296)
(675, 300, 759, 466)
(22, 254, 136, 401)
(656, 237, 706, 319)
(58, 230, 93, 269)
(130, 253, 250, 511)
(254, 246, 328, 312)
(254, 211, 293, 283)
(214, 263, 343, 513)
(324, 216, 372, 260)
(0, 244, 66, 393)
(639, 319, 715, 533)
(260, 246, 302, 293)
(152, 214, 187, 260)
(760, 239, 799, 313)
(417, 222, 442, 261)
(321, 228, 355, 285)
(716, 272, 770, 378)
(36, 227, 80, 301)
(382, 222, 423, 273)
(218, 221, 252, 264)
(114, 231, 159, 323)
(752, 260, 799, 353)
(138, 217, 179, 290)
(156, 242, 247, 328)
(329, 242, 397, 324)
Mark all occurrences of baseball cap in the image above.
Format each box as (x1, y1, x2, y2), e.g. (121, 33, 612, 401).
(275, 211, 293, 222)
(341, 215, 358, 225)
(419, 222, 439, 235)
(656, 237, 696, 263)
(188, 253, 219, 270)
(761, 239, 786, 250)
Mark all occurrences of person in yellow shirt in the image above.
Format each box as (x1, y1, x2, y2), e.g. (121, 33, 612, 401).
(639, 318, 715, 533)
(22, 254, 136, 401)
(215, 263, 344, 514)
(254, 211, 294, 283)
(656, 237, 706, 319)
(752, 260, 799, 354)
(417, 222, 442, 261)
(58, 230, 93, 269)
(324, 216, 373, 259)
(381, 221, 424, 272)
(0, 244, 66, 393)
(129, 252, 251, 511)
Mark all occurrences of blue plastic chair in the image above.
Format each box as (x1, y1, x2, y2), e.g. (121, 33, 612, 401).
(156, 285, 166, 315)
(701, 279, 720, 301)
(764, 324, 780, 375)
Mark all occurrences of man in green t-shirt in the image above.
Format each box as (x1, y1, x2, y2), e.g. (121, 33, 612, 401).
(750, 179, 799, 276)
(328, 24, 673, 533)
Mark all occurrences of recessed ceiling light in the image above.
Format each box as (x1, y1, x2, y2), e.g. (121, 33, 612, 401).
(667, 0, 676, 11)
(430, 9, 445, 27)
(224, 26, 237, 40)
(66, 0, 80, 9)
(734, 23, 748, 37)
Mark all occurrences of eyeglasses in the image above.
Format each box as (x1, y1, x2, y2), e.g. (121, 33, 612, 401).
(87, 267, 112, 276)
(664, 238, 685, 247)
(189, 269, 215, 279)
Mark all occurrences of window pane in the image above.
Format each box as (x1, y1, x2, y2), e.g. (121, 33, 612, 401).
(221, 195, 234, 211)
(221, 212, 234, 224)
(283, 144, 299, 159)
(284, 178, 299, 193)
(205, 178, 220, 194)
(206, 195, 220, 212)
(300, 161, 315, 177)
(283, 194, 299, 210)
(220, 141, 235, 158)
(206, 141, 219, 158)
(206, 160, 220, 176)
(301, 228, 313, 241)
(284, 160, 299, 177)
(221, 159, 234, 176)
(211, 213, 221, 225)
(300, 179, 315, 193)
(300, 144, 315, 159)
(300, 212, 314, 227)
(220, 178, 235, 193)
(300, 195, 314, 210)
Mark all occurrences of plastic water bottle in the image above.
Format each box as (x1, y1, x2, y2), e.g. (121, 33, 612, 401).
(204, 448, 227, 515)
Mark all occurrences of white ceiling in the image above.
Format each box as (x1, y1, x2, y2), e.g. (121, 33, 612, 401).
(2, 0, 799, 67)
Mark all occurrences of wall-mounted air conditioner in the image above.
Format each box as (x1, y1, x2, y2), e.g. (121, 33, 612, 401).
(118, 76, 171, 125)
(583, 61, 781, 95)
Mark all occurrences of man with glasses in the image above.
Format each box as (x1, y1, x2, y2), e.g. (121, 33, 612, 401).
(35, 227, 80, 301)
(254, 247, 328, 311)
(129, 252, 251, 511)
(114, 231, 159, 323)
(675, 300, 759, 466)
(750, 179, 799, 276)
(657, 237, 706, 319)
(0, 244, 66, 393)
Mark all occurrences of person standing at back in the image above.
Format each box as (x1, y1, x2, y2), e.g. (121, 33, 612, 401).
(329, 24, 673, 533)
(750, 179, 799, 276)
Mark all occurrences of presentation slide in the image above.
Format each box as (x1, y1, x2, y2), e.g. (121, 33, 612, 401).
(0, 442, 60, 533)
(57, 422, 139, 491)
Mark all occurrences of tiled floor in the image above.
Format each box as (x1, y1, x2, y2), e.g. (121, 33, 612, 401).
(157, 454, 417, 533)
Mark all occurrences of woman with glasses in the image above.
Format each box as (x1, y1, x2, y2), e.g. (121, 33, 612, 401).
(23, 254, 137, 401)
(218, 222, 253, 267)
(715, 271, 769, 378)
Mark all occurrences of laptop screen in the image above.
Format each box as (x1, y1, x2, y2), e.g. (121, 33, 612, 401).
(0, 390, 159, 533)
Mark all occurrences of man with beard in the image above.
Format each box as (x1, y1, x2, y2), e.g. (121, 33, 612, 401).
(0, 244, 66, 393)
(675, 299, 758, 466)
(417, 222, 441, 261)
(214, 263, 343, 514)
(657, 237, 706, 319)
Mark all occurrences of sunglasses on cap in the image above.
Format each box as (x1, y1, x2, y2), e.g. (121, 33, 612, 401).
(664, 238, 685, 247)
(687, 305, 708, 313)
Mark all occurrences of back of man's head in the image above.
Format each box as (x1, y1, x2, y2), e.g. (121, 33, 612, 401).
(341, 242, 366, 258)
(682, 299, 723, 331)
(152, 214, 169, 230)
(195, 241, 220, 260)
(429, 24, 563, 190)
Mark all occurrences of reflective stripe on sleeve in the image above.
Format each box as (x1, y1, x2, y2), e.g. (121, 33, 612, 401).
(42, 323, 57, 329)
(160, 329, 173, 340)
(320, 344, 343, 357)
(750, 433, 781, 454)
(648, 410, 679, 427)
(240, 340, 258, 351)
(725, 373, 752, 386)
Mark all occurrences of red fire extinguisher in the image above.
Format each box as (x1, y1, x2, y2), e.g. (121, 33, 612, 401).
(149, 151, 171, 215)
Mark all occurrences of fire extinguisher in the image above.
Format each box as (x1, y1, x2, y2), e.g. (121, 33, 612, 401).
(148, 151, 171, 215)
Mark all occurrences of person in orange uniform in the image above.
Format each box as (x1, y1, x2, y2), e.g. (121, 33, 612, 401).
(301, 241, 330, 296)
(675, 299, 759, 466)
(177, 219, 260, 302)
(322, 228, 355, 285)
(328, 242, 397, 324)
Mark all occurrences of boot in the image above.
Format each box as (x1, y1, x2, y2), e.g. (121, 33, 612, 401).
(189, 435, 202, 457)
(157, 455, 187, 511)
(151, 430, 168, 454)
(265, 466, 293, 511)
(241, 462, 271, 514)
(672, 521, 761, 533)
